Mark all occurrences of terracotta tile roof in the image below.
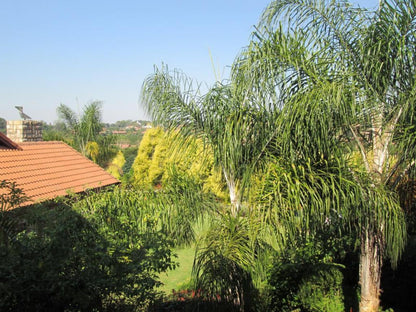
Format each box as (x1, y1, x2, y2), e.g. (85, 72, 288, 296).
(0, 137, 120, 208)
(0, 132, 22, 150)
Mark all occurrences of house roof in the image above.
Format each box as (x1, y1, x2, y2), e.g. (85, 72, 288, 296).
(0, 131, 22, 150)
(0, 133, 120, 208)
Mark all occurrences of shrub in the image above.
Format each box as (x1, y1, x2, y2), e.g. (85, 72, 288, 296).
(0, 197, 174, 311)
(269, 261, 344, 312)
(268, 238, 346, 312)
(107, 150, 126, 179)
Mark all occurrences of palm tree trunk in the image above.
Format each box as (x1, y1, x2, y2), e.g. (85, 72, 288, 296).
(223, 169, 241, 216)
(358, 110, 388, 312)
(359, 228, 382, 312)
(228, 182, 240, 216)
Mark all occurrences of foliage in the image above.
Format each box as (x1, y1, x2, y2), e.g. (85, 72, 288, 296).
(42, 121, 72, 143)
(192, 211, 275, 312)
(238, 0, 412, 257)
(107, 120, 145, 129)
(141, 65, 277, 216)
(86, 140, 100, 163)
(80, 179, 216, 248)
(121, 146, 138, 182)
(267, 231, 356, 312)
(0, 180, 29, 211)
(131, 127, 166, 187)
(95, 134, 118, 167)
(257, 157, 361, 246)
(0, 181, 29, 246)
(231, 0, 416, 310)
(131, 127, 228, 200)
(42, 129, 70, 142)
(57, 102, 117, 167)
(0, 190, 175, 311)
(57, 102, 101, 154)
(269, 260, 344, 312)
(107, 150, 126, 179)
(114, 130, 144, 146)
(0, 117, 7, 134)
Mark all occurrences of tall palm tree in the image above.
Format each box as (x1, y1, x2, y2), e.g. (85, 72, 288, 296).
(141, 66, 277, 216)
(234, 0, 415, 311)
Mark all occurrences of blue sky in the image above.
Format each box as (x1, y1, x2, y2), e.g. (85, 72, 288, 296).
(1, 0, 379, 124)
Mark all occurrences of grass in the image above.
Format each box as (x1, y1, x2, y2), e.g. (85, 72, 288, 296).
(159, 245, 196, 294)
(158, 215, 212, 294)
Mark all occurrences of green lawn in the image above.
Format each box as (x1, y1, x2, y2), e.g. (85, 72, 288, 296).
(159, 246, 196, 294)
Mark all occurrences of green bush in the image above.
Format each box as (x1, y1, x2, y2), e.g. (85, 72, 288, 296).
(267, 237, 347, 312)
(269, 261, 344, 312)
(297, 265, 344, 312)
(0, 197, 174, 311)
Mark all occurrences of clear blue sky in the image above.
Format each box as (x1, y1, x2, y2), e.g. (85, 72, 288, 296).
(1, 0, 379, 124)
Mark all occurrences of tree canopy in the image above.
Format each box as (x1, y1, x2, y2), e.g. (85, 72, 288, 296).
(232, 0, 415, 311)
(57, 102, 116, 166)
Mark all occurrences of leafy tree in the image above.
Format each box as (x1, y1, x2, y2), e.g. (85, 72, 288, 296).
(234, 0, 414, 310)
(95, 134, 118, 167)
(131, 127, 166, 187)
(138, 33, 284, 312)
(107, 150, 126, 179)
(131, 127, 227, 199)
(42, 121, 75, 144)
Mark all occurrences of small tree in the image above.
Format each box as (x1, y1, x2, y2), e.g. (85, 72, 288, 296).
(57, 102, 116, 166)
(57, 102, 102, 156)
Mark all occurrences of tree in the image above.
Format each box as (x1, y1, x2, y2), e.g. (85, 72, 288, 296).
(141, 66, 276, 216)
(131, 127, 166, 187)
(107, 150, 126, 179)
(57, 102, 102, 156)
(131, 127, 227, 200)
(234, 0, 414, 310)
(140, 66, 284, 311)
(57, 102, 116, 166)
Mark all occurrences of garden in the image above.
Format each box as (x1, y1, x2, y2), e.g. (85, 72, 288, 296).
(2, 0, 416, 311)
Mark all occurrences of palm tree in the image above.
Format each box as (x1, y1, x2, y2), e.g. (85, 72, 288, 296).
(141, 66, 280, 311)
(57, 101, 116, 166)
(57, 101, 103, 156)
(234, 0, 414, 311)
(141, 66, 277, 216)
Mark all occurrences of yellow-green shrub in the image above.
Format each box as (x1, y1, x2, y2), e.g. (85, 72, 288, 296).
(130, 127, 227, 199)
(107, 150, 126, 179)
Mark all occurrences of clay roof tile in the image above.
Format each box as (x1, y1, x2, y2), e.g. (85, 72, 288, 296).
(0, 140, 120, 208)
